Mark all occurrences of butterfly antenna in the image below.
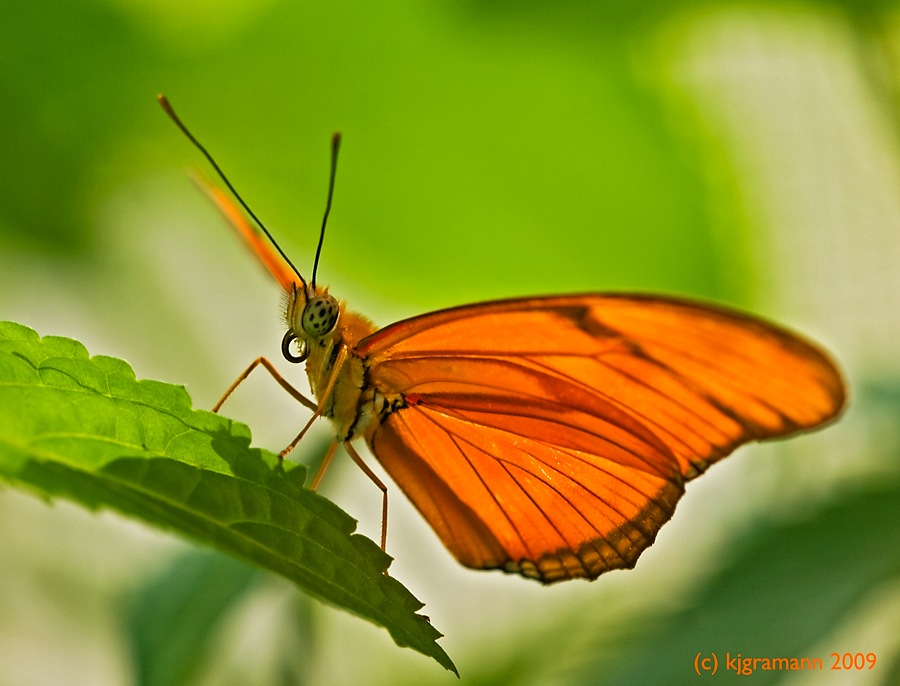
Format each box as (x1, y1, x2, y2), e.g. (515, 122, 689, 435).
(311, 132, 341, 291)
(157, 95, 306, 287)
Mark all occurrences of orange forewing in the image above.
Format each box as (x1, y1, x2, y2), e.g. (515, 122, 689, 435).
(356, 296, 844, 582)
(193, 171, 300, 290)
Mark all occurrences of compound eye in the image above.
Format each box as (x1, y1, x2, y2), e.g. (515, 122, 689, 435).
(301, 294, 339, 337)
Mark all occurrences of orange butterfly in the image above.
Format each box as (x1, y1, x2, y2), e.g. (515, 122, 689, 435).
(159, 96, 846, 583)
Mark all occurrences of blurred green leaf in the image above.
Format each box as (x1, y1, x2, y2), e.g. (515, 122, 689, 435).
(572, 482, 900, 685)
(0, 321, 456, 675)
(128, 549, 259, 686)
(880, 648, 900, 686)
(0, 0, 737, 307)
(421, 480, 900, 686)
(0, 0, 158, 251)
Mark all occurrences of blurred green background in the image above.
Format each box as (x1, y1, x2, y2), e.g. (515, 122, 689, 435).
(2, 0, 900, 684)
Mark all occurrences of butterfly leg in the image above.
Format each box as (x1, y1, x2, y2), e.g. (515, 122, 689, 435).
(310, 440, 340, 490)
(343, 442, 389, 552)
(308, 440, 389, 552)
(278, 346, 349, 458)
(213, 357, 317, 413)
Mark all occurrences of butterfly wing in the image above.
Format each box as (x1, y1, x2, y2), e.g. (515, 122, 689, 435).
(192, 170, 300, 291)
(355, 294, 845, 583)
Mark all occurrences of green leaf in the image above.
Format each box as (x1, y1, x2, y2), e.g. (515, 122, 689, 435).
(128, 549, 260, 686)
(572, 482, 900, 685)
(0, 321, 456, 675)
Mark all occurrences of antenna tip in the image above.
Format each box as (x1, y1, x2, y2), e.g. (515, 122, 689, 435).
(157, 94, 176, 118)
(331, 132, 341, 150)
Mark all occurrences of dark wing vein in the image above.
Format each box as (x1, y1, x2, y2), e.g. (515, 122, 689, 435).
(521, 353, 731, 455)
(447, 431, 575, 562)
(382, 355, 676, 473)
(421, 402, 667, 563)
(604, 347, 791, 437)
(409, 404, 529, 555)
(429, 392, 672, 476)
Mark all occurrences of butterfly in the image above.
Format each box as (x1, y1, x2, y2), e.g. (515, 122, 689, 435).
(159, 96, 846, 583)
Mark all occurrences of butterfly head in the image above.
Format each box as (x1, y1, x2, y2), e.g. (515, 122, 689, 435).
(156, 96, 346, 365)
(282, 284, 340, 363)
